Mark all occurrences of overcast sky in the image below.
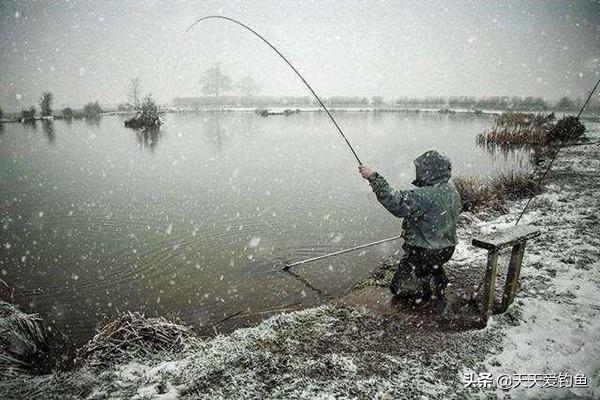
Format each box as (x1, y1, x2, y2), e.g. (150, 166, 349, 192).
(1, 0, 599, 111)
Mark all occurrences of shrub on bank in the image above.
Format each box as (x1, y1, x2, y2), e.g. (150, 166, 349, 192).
(60, 107, 75, 120)
(83, 101, 103, 119)
(20, 107, 36, 122)
(547, 116, 586, 142)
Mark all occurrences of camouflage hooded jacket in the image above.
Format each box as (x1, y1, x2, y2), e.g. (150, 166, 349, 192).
(367, 150, 462, 249)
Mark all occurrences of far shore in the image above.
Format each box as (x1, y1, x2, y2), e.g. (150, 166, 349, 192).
(2, 106, 598, 124)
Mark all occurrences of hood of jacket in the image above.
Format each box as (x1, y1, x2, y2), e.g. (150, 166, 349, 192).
(412, 150, 452, 187)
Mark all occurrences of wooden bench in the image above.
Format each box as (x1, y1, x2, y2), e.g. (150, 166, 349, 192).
(472, 225, 540, 326)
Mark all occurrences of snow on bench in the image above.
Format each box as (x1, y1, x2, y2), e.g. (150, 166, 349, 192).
(472, 225, 541, 251)
(471, 225, 541, 327)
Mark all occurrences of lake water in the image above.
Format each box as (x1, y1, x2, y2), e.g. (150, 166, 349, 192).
(0, 111, 532, 344)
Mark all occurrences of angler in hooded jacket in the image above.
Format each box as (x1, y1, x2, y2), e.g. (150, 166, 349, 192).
(359, 150, 462, 312)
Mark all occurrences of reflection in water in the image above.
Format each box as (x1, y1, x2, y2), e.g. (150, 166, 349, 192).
(42, 120, 55, 143)
(200, 111, 227, 152)
(84, 116, 101, 127)
(213, 111, 223, 151)
(135, 127, 162, 151)
(199, 111, 260, 152)
(23, 119, 37, 131)
(477, 139, 560, 170)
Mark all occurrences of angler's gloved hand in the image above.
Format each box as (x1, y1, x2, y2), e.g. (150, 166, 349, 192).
(358, 165, 375, 179)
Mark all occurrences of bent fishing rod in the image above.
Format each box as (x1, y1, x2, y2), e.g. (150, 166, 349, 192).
(184, 15, 363, 165)
(183, 17, 404, 272)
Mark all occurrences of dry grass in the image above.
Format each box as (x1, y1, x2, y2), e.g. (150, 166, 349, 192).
(454, 176, 508, 213)
(493, 170, 544, 200)
(477, 112, 554, 147)
(477, 112, 586, 147)
(0, 301, 49, 378)
(453, 170, 543, 213)
(75, 311, 199, 367)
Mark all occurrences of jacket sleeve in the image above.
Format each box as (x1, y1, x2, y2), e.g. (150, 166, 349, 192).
(367, 172, 422, 218)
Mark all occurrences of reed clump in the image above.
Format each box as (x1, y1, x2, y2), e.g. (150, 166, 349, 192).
(493, 170, 544, 200)
(477, 112, 585, 147)
(0, 301, 49, 378)
(477, 112, 553, 146)
(453, 170, 543, 214)
(76, 311, 198, 367)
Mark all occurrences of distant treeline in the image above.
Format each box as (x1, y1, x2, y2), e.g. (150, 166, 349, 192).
(173, 95, 598, 112)
(2, 101, 103, 122)
(393, 96, 599, 112)
(174, 95, 387, 108)
(174, 96, 316, 108)
(59, 102, 103, 120)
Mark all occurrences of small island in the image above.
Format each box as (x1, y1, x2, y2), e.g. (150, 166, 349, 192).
(124, 95, 162, 129)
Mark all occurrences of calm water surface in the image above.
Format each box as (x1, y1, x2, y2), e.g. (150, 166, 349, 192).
(0, 111, 532, 344)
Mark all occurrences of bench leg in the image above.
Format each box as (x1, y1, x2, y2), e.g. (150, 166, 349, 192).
(480, 249, 499, 325)
(501, 242, 526, 312)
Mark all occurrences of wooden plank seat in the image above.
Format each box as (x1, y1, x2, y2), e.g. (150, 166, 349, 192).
(472, 225, 540, 326)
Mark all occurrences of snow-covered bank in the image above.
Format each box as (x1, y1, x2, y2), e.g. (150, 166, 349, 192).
(1, 142, 599, 399)
(1, 305, 509, 399)
(479, 142, 600, 399)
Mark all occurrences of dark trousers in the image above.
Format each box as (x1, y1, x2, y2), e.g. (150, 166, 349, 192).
(390, 244, 455, 300)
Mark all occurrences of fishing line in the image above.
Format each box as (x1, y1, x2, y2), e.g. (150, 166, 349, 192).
(515, 75, 600, 225)
(181, 15, 363, 165)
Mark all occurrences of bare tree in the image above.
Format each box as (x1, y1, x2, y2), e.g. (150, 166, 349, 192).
(39, 92, 53, 117)
(128, 78, 142, 109)
(237, 77, 260, 98)
(200, 63, 231, 99)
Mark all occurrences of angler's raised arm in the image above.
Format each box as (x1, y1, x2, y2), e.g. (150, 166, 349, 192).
(359, 166, 420, 218)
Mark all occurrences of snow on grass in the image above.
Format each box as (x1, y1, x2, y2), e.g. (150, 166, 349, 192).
(479, 143, 600, 399)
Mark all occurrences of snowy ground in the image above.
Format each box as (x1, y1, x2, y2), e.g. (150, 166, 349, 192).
(478, 142, 600, 399)
(1, 142, 599, 399)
